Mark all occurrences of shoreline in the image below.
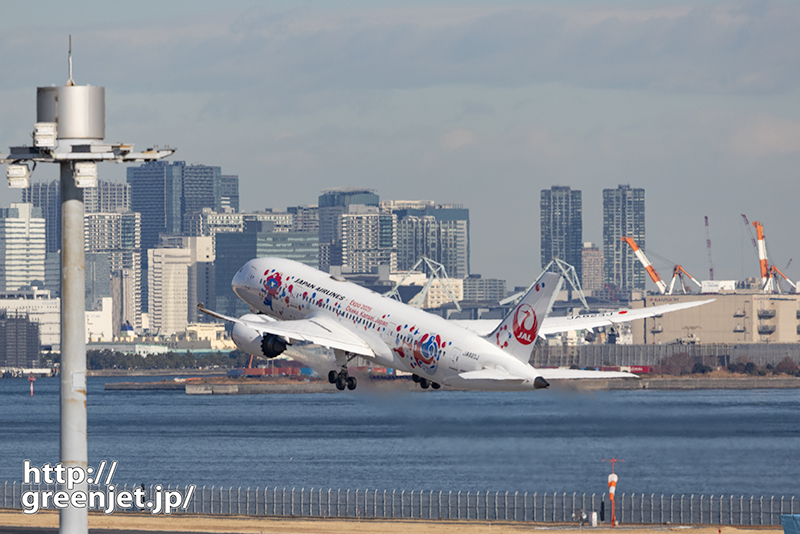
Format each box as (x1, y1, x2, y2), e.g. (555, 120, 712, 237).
(102, 375, 800, 394)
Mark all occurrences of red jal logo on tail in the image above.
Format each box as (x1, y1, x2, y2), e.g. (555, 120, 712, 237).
(512, 303, 538, 345)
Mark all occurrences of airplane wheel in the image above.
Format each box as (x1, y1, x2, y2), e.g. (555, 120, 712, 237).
(335, 376, 347, 390)
(412, 374, 420, 383)
(431, 382, 441, 389)
(346, 376, 357, 390)
(420, 378, 430, 389)
(328, 370, 337, 384)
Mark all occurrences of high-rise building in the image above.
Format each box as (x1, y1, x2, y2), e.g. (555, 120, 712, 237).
(0, 288, 60, 351)
(22, 180, 60, 254)
(340, 205, 396, 274)
(127, 161, 184, 251)
(85, 181, 131, 214)
(288, 205, 319, 233)
(84, 211, 142, 329)
(0, 311, 40, 368)
(318, 188, 380, 272)
(220, 175, 239, 213)
(388, 201, 470, 279)
(182, 164, 222, 234)
(581, 242, 603, 293)
(147, 247, 191, 336)
(540, 186, 582, 281)
(463, 274, 506, 302)
(603, 185, 646, 290)
(0, 204, 46, 292)
(242, 210, 294, 233)
(182, 236, 216, 324)
(215, 225, 319, 317)
(128, 160, 184, 314)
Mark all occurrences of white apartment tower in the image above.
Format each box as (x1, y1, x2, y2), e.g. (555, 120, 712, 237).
(340, 205, 397, 273)
(0, 203, 46, 292)
(148, 248, 192, 336)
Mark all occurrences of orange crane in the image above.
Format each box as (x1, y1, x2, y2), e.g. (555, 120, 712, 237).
(752, 221, 771, 289)
(744, 218, 795, 293)
(622, 237, 702, 295)
(621, 237, 667, 294)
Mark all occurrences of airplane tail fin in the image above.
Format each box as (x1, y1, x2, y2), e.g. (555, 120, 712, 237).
(487, 272, 560, 362)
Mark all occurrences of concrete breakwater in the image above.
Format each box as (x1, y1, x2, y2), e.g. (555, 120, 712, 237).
(104, 376, 800, 394)
(555, 376, 800, 391)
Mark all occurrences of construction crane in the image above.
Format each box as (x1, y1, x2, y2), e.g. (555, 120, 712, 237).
(751, 221, 771, 290)
(668, 265, 702, 294)
(769, 265, 797, 293)
(742, 218, 795, 294)
(621, 237, 667, 294)
(384, 256, 462, 311)
(704, 216, 714, 281)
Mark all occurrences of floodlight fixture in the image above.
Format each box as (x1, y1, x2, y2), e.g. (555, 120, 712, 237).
(74, 161, 97, 188)
(34, 122, 57, 148)
(6, 163, 31, 189)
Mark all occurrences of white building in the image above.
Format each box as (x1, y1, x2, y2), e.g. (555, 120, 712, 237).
(86, 297, 113, 342)
(340, 205, 397, 274)
(148, 248, 191, 336)
(0, 203, 46, 292)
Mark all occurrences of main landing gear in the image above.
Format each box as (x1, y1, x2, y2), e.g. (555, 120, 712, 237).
(330, 350, 360, 391)
(328, 369, 357, 391)
(412, 374, 441, 390)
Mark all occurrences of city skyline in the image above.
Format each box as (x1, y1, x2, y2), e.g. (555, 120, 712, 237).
(1, 2, 799, 287)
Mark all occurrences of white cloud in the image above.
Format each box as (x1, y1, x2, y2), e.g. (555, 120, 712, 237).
(440, 128, 477, 151)
(730, 114, 800, 158)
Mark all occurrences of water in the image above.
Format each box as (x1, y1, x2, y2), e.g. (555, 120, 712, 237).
(1, 376, 798, 497)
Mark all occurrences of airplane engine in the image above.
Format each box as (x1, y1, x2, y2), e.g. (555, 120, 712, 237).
(260, 334, 287, 358)
(231, 315, 288, 359)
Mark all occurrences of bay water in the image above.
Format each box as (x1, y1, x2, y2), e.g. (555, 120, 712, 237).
(1, 376, 797, 497)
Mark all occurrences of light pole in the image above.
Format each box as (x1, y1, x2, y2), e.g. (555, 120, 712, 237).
(1, 40, 174, 534)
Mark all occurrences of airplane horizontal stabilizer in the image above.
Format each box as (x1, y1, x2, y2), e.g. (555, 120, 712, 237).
(535, 368, 637, 380)
(458, 368, 527, 382)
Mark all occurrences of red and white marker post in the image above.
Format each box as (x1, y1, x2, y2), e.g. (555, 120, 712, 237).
(602, 457, 624, 526)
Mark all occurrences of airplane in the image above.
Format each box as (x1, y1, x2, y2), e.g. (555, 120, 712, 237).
(198, 257, 712, 392)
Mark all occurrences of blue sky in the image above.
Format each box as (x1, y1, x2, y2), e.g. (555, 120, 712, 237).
(1, 1, 799, 287)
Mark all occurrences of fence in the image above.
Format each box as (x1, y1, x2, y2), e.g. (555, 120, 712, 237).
(2, 482, 796, 525)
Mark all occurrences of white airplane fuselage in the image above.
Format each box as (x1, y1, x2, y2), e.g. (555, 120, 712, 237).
(231, 257, 543, 391)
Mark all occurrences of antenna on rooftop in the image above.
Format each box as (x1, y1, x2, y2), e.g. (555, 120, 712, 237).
(67, 35, 75, 86)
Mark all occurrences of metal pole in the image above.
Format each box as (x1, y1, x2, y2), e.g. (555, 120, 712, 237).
(60, 161, 87, 534)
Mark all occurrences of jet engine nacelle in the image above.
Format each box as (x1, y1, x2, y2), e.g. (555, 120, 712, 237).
(231, 314, 288, 359)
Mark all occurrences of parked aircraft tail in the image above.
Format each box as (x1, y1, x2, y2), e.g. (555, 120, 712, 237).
(487, 272, 560, 362)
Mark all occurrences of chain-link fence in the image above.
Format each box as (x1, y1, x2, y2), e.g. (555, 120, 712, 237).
(2, 482, 796, 525)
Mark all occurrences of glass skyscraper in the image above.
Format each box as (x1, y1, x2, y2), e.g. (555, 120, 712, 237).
(603, 185, 646, 291)
(540, 186, 582, 281)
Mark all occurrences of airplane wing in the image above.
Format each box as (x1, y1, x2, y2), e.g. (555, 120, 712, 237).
(197, 304, 375, 358)
(450, 299, 714, 337)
